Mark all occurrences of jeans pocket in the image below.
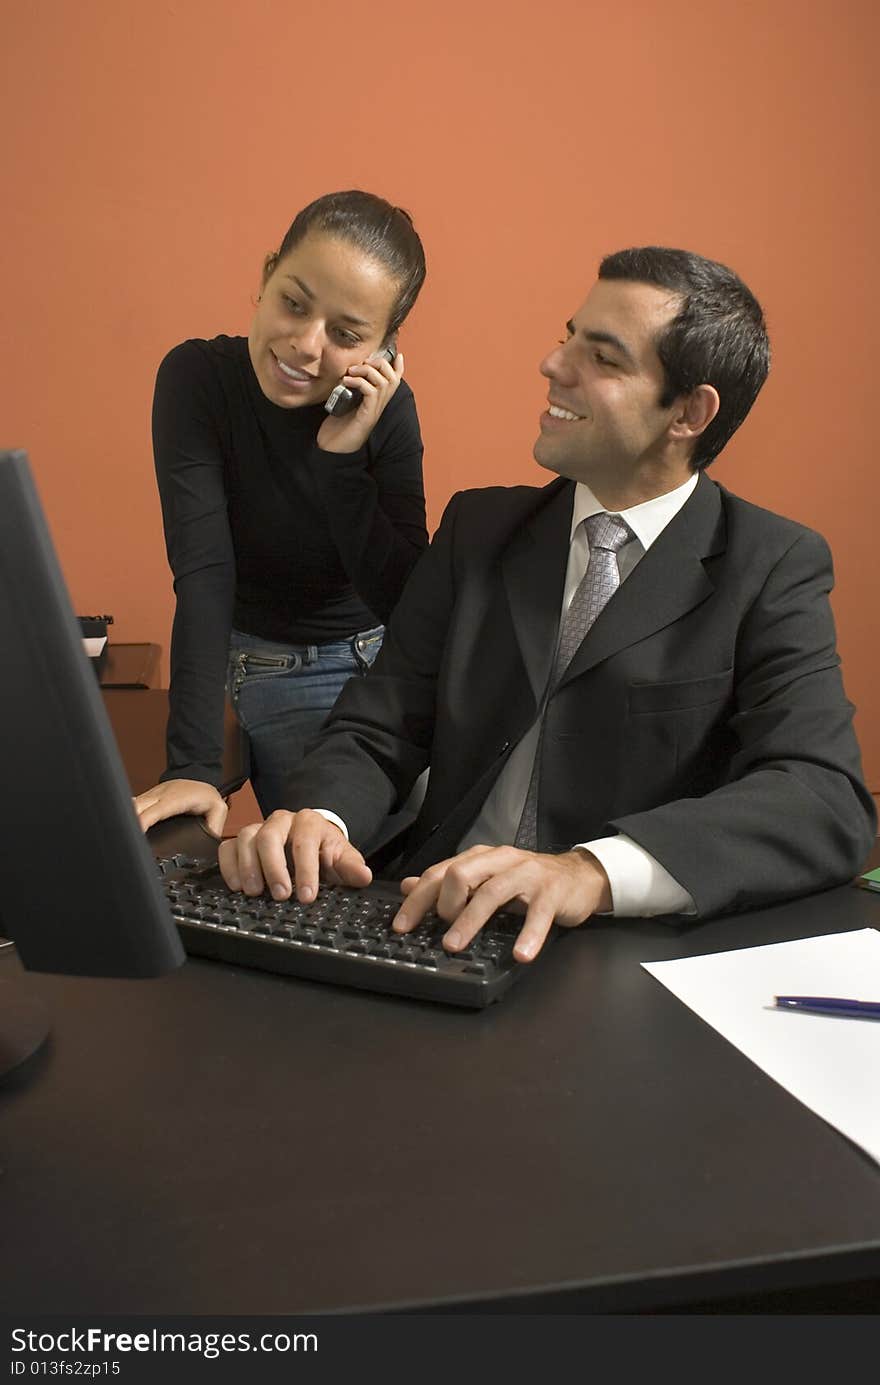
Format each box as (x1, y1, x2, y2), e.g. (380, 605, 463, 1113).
(353, 627, 384, 674)
(227, 649, 301, 706)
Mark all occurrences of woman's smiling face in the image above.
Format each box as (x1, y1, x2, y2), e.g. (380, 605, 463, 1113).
(248, 231, 399, 408)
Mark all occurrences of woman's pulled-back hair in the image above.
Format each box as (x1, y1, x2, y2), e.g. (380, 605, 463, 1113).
(275, 190, 427, 337)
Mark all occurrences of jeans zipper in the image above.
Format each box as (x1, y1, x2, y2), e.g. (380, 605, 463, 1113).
(231, 651, 289, 697)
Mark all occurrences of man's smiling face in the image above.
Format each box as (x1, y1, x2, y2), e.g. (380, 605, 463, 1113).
(534, 278, 688, 500)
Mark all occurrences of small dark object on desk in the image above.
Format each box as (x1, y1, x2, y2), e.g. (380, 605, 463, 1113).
(78, 613, 114, 638)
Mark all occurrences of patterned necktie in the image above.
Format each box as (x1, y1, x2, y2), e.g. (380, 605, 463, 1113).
(513, 511, 632, 851)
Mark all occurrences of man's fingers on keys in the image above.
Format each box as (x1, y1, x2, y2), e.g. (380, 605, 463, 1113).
(399, 874, 425, 896)
(289, 810, 340, 903)
(395, 855, 467, 929)
(433, 847, 523, 925)
(408, 845, 521, 937)
(438, 858, 540, 955)
(395, 846, 496, 932)
(319, 838, 372, 888)
(434, 876, 552, 962)
(319, 838, 343, 882)
(337, 843, 373, 886)
(510, 893, 557, 963)
(218, 822, 265, 894)
(438, 869, 520, 954)
(393, 871, 443, 932)
(445, 853, 597, 961)
(249, 811, 295, 900)
(217, 837, 242, 890)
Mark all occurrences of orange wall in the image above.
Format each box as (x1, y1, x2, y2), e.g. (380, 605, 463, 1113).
(3, 0, 879, 815)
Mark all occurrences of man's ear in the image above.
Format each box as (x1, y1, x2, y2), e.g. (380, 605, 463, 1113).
(669, 384, 720, 444)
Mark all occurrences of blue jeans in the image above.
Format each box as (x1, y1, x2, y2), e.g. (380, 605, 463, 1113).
(226, 625, 384, 817)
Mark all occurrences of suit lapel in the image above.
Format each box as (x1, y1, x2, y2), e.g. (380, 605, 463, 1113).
(558, 473, 726, 688)
(500, 478, 574, 706)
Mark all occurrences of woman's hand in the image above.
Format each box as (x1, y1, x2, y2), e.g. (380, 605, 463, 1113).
(133, 779, 229, 837)
(316, 350, 404, 454)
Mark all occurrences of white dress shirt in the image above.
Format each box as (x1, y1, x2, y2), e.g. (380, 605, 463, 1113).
(457, 474, 698, 916)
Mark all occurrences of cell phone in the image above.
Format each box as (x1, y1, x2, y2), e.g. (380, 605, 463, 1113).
(324, 342, 398, 417)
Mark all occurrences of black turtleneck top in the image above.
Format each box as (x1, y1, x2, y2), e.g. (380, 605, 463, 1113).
(152, 334, 427, 785)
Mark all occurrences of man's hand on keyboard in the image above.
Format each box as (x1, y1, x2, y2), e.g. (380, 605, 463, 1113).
(217, 809, 372, 903)
(394, 845, 612, 962)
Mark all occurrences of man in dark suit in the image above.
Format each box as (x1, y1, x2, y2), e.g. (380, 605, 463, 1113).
(193, 247, 875, 960)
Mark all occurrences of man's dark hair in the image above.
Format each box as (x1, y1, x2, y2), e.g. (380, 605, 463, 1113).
(274, 190, 427, 338)
(598, 247, 770, 469)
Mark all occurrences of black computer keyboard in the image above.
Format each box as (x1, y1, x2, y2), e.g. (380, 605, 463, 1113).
(155, 853, 546, 1007)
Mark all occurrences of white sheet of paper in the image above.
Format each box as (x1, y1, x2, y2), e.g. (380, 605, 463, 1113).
(642, 929, 880, 1166)
(82, 636, 107, 657)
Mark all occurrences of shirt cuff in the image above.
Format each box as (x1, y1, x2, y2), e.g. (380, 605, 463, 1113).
(575, 833, 696, 917)
(312, 809, 350, 840)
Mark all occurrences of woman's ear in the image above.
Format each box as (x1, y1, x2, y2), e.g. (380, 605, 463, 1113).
(261, 251, 279, 288)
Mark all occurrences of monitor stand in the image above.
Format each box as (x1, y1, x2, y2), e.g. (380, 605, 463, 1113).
(0, 978, 50, 1081)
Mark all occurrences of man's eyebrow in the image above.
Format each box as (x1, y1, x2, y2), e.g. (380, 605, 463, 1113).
(283, 275, 372, 328)
(565, 320, 636, 365)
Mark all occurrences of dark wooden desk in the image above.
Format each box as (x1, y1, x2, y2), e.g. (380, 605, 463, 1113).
(1, 850, 879, 1316)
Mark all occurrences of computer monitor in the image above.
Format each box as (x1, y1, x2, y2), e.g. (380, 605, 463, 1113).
(0, 449, 184, 1077)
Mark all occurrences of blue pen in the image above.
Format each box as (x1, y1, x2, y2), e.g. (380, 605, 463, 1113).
(774, 995, 880, 1019)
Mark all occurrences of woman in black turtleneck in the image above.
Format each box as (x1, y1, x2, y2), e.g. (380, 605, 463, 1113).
(134, 190, 428, 836)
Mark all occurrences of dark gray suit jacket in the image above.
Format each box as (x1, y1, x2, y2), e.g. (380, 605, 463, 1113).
(283, 474, 875, 917)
